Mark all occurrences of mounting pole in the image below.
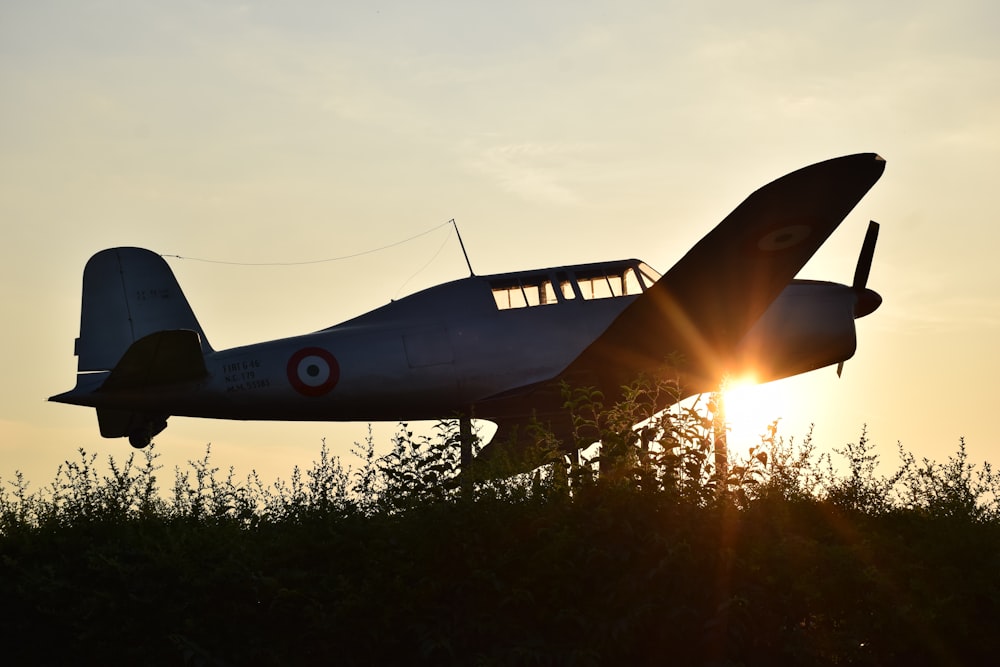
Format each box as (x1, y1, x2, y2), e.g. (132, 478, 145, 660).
(712, 390, 728, 496)
(451, 219, 475, 277)
(459, 413, 474, 498)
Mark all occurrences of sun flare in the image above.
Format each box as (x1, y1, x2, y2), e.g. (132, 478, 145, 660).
(720, 374, 789, 450)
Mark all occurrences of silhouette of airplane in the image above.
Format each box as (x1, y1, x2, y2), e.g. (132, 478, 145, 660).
(50, 153, 885, 471)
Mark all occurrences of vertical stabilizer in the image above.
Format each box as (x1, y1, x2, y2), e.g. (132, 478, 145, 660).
(75, 248, 212, 371)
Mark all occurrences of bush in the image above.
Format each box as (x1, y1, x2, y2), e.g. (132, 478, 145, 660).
(2, 384, 999, 665)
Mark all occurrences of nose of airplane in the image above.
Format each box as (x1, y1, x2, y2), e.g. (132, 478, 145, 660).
(854, 287, 882, 318)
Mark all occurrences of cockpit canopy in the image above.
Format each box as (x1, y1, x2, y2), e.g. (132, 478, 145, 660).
(490, 260, 660, 311)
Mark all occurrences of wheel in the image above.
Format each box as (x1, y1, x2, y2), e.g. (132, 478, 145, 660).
(129, 429, 152, 449)
(127, 416, 168, 449)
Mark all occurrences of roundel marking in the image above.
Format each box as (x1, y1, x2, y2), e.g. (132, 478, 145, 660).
(756, 223, 812, 252)
(287, 347, 340, 396)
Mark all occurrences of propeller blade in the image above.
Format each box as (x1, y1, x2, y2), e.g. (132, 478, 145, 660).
(852, 220, 882, 318)
(843, 221, 883, 377)
(852, 220, 879, 291)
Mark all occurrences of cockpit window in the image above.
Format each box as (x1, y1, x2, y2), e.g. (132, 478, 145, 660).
(576, 263, 656, 300)
(491, 276, 558, 310)
(576, 269, 616, 300)
(556, 271, 576, 301)
(490, 262, 660, 310)
(636, 262, 661, 288)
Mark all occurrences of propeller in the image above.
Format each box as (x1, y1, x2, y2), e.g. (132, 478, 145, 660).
(838, 220, 882, 378)
(852, 220, 882, 318)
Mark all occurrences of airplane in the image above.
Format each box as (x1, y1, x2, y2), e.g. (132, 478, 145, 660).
(50, 152, 886, 474)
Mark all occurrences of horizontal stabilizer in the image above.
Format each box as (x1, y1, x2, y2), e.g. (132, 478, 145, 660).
(100, 329, 208, 392)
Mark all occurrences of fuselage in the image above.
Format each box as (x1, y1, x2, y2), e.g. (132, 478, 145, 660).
(64, 259, 652, 420)
(66, 257, 866, 426)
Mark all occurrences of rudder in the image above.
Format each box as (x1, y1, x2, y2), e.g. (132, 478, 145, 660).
(75, 248, 213, 371)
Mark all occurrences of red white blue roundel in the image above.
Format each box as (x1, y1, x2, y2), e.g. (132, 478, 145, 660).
(287, 347, 340, 396)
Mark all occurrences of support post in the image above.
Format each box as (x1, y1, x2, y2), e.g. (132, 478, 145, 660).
(712, 391, 728, 496)
(459, 414, 474, 498)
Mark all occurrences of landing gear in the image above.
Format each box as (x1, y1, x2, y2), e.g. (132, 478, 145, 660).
(128, 416, 168, 449)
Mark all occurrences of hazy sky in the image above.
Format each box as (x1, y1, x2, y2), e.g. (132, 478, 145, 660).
(3, 1, 999, 487)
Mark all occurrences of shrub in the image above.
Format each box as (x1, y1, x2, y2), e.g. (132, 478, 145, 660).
(2, 386, 999, 665)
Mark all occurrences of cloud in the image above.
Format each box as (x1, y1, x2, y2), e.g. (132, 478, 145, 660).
(463, 141, 617, 206)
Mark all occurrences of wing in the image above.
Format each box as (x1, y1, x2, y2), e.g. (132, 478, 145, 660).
(560, 152, 886, 390)
(474, 153, 885, 475)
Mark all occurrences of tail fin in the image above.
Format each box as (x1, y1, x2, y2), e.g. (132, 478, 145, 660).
(75, 248, 212, 372)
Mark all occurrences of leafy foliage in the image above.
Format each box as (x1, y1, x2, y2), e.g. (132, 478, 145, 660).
(2, 385, 1000, 665)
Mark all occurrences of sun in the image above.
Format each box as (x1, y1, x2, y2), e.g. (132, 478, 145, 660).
(720, 374, 789, 449)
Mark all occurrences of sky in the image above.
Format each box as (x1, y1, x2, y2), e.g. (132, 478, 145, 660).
(2, 1, 999, 490)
